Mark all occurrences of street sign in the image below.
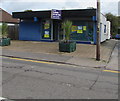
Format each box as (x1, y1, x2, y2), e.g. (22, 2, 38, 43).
(51, 9, 61, 19)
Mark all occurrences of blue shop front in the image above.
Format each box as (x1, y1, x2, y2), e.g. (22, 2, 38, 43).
(12, 9, 98, 44)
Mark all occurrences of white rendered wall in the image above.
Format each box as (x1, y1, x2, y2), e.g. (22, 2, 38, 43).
(100, 13, 107, 42)
(106, 21, 111, 39)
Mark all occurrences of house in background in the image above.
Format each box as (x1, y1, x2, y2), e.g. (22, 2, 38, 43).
(12, 9, 111, 44)
(0, 8, 19, 40)
(106, 21, 111, 39)
(100, 14, 111, 41)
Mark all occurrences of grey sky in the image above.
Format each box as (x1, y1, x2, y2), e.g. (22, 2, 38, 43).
(118, 1, 120, 16)
(0, 0, 119, 15)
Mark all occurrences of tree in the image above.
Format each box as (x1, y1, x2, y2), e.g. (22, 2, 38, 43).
(24, 10, 33, 12)
(118, 16, 120, 27)
(105, 13, 119, 36)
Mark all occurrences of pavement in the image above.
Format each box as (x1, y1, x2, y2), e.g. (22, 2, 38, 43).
(106, 40, 119, 71)
(1, 39, 119, 70)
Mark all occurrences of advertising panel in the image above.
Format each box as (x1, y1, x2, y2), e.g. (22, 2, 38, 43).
(51, 9, 61, 19)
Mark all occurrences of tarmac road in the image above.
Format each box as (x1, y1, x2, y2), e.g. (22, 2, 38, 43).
(2, 56, 119, 99)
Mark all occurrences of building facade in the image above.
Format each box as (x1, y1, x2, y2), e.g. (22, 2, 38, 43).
(12, 9, 110, 44)
(0, 8, 19, 40)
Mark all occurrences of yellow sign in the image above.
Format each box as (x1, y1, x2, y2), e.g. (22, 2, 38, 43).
(83, 26, 87, 31)
(72, 25, 77, 32)
(44, 34, 49, 38)
(44, 31, 50, 38)
(44, 23, 50, 29)
(77, 30, 83, 33)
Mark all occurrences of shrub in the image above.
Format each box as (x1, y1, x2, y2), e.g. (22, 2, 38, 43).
(62, 20, 72, 42)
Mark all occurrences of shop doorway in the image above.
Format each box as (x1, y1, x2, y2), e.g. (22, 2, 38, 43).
(53, 20, 62, 41)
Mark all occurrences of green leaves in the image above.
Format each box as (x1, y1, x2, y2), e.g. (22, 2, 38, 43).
(105, 13, 119, 35)
(62, 20, 72, 42)
(0, 23, 8, 38)
(24, 10, 33, 12)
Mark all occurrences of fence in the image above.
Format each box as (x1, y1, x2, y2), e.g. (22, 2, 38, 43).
(8, 24, 19, 40)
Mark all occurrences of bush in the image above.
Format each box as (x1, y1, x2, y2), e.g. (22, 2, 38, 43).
(0, 23, 8, 38)
(62, 20, 72, 42)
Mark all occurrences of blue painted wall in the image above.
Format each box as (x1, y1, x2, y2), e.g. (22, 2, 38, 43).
(19, 20, 97, 44)
(93, 22, 97, 44)
(19, 21, 41, 41)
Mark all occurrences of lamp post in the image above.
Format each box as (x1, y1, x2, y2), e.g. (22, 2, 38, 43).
(96, 0, 100, 61)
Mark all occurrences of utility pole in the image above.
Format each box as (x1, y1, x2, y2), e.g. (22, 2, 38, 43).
(96, 0, 100, 61)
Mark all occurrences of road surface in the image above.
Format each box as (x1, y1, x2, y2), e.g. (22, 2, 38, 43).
(1, 56, 119, 99)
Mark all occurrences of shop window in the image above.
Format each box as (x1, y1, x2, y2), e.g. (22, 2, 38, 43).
(70, 21, 94, 41)
(104, 25, 106, 33)
(41, 20, 52, 40)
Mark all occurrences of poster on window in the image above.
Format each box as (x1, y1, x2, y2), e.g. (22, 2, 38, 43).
(42, 20, 51, 40)
(78, 26, 82, 30)
(44, 31, 50, 38)
(72, 25, 77, 32)
(83, 26, 87, 31)
(77, 30, 83, 34)
(44, 23, 50, 29)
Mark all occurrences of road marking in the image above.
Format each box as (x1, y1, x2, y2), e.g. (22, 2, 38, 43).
(9, 57, 57, 65)
(4, 56, 119, 73)
(3, 56, 72, 66)
(103, 70, 120, 73)
(0, 97, 6, 100)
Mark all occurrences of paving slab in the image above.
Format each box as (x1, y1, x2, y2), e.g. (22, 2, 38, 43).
(2, 50, 72, 63)
(1, 39, 118, 68)
(66, 57, 107, 68)
(106, 41, 119, 71)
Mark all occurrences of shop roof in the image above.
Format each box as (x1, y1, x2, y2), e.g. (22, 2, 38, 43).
(12, 9, 97, 19)
(0, 8, 19, 23)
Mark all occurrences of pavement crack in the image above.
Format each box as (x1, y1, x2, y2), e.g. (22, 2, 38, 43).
(24, 69, 54, 75)
(89, 74, 99, 90)
(2, 65, 24, 69)
(89, 69, 103, 90)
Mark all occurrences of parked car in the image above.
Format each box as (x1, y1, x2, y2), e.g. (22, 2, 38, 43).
(115, 34, 120, 39)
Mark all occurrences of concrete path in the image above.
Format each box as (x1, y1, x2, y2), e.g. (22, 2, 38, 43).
(106, 41, 119, 71)
(1, 39, 118, 69)
(2, 49, 107, 68)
